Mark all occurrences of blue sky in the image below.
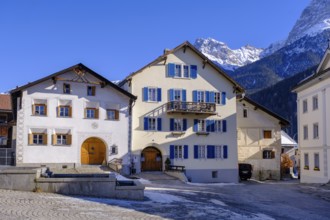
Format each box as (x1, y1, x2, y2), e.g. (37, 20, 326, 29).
(0, 0, 310, 92)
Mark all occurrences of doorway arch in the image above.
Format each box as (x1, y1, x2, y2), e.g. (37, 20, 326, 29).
(141, 147, 162, 171)
(81, 137, 106, 165)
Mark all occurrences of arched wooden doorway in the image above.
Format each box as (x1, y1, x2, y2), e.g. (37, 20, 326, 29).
(81, 137, 106, 165)
(141, 147, 162, 171)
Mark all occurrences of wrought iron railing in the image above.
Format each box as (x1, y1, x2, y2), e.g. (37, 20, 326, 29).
(166, 101, 216, 114)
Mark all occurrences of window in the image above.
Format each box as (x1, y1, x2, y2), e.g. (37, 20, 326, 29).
(197, 145, 206, 158)
(313, 123, 319, 139)
(243, 108, 248, 118)
(110, 145, 118, 155)
(175, 64, 182, 77)
(174, 89, 182, 101)
(57, 134, 67, 145)
(183, 65, 189, 78)
(197, 120, 206, 132)
(29, 133, 47, 145)
(215, 120, 222, 132)
(263, 150, 275, 159)
(144, 117, 162, 131)
(174, 119, 183, 131)
(215, 92, 221, 104)
(313, 96, 318, 110)
(143, 87, 161, 102)
(263, 130, 272, 139)
(33, 104, 46, 116)
(58, 106, 70, 117)
(215, 145, 222, 158)
(174, 145, 184, 159)
(63, 83, 71, 94)
(85, 108, 99, 119)
(303, 125, 308, 140)
(87, 86, 96, 96)
(314, 153, 320, 171)
(107, 109, 119, 120)
(303, 99, 308, 113)
(304, 153, 309, 169)
(197, 91, 205, 103)
(52, 133, 71, 146)
(212, 171, 218, 178)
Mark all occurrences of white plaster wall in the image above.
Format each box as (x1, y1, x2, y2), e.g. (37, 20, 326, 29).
(17, 70, 131, 166)
(237, 101, 282, 180)
(126, 48, 238, 173)
(297, 71, 330, 183)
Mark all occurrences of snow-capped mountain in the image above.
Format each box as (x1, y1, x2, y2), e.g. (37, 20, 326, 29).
(286, 0, 330, 46)
(194, 38, 263, 71)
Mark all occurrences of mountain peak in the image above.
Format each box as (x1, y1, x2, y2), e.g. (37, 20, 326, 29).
(286, 0, 330, 46)
(194, 38, 263, 70)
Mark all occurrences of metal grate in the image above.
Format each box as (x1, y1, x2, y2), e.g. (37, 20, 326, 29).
(0, 148, 15, 166)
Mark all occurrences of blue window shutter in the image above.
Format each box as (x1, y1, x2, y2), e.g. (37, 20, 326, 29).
(206, 120, 211, 132)
(157, 88, 162, 102)
(205, 91, 210, 103)
(184, 145, 188, 159)
(183, 119, 187, 131)
(210, 120, 215, 132)
(193, 119, 198, 132)
(209, 91, 215, 103)
(207, 145, 215, 159)
(182, 89, 187, 102)
(194, 145, 198, 159)
(168, 63, 175, 77)
(157, 118, 162, 131)
(169, 89, 174, 101)
(144, 117, 148, 130)
(170, 145, 175, 159)
(190, 65, 197, 79)
(221, 92, 226, 105)
(170, 118, 174, 131)
(143, 87, 148, 102)
(222, 120, 227, 132)
(223, 145, 228, 159)
(193, 91, 197, 102)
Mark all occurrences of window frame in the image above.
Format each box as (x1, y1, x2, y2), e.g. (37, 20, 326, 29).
(312, 95, 318, 110)
(303, 125, 308, 140)
(263, 150, 275, 159)
(106, 109, 119, 121)
(59, 105, 70, 117)
(173, 118, 183, 132)
(148, 117, 157, 131)
(197, 119, 206, 132)
(314, 153, 320, 171)
(313, 123, 319, 139)
(304, 153, 309, 169)
(174, 145, 184, 159)
(214, 92, 221, 105)
(214, 145, 222, 159)
(197, 145, 207, 159)
(56, 134, 67, 145)
(197, 91, 205, 103)
(263, 130, 272, 139)
(243, 108, 248, 118)
(302, 99, 308, 113)
(85, 108, 97, 119)
(147, 87, 158, 102)
(34, 104, 46, 116)
(87, 86, 96, 96)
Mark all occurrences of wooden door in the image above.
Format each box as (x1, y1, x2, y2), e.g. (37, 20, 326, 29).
(81, 138, 106, 165)
(141, 147, 162, 171)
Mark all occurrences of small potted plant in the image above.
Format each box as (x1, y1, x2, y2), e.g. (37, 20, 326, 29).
(165, 158, 171, 171)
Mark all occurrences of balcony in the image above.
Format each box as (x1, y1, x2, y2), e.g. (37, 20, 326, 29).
(166, 101, 216, 115)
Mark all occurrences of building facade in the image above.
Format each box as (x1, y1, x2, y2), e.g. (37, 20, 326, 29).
(237, 97, 289, 180)
(120, 42, 244, 183)
(0, 94, 15, 166)
(10, 64, 136, 174)
(293, 47, 330, 183)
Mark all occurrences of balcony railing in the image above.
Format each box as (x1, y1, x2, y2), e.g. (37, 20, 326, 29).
(166, 101, 216, 115)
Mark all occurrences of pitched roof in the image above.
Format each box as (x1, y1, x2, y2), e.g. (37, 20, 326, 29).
(0, 94, 12, 111)
(10, 63, 136, 100)
(119, 41, 244, 93)
(242, 96, 290, 127)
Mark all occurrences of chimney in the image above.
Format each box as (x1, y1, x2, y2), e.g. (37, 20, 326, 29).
(163, 48, 171, 55)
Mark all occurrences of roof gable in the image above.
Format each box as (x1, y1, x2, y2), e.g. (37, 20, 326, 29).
(119, 41, 244, 93)
(10, 63, 136, 100)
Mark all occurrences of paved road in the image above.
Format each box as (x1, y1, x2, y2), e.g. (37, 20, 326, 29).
(0, 174, 329, 220)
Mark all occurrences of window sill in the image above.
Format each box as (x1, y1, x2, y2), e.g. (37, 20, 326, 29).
(314, 167, 320, 171)
(196, 132, 209, 136)
(84, 118, 99, 120)
(53, 144, 71, 147)
(105, 119, 120, 121)
(28, 144, 47, 146)
(304, 166, 309, 170)
(32, 115, 47, 117)
(57, 116, 72, 118)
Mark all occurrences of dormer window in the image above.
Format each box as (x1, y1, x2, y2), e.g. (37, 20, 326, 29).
(87, 86, 96, 96)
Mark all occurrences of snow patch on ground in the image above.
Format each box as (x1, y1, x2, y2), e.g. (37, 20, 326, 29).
(144, 191, 189, 204)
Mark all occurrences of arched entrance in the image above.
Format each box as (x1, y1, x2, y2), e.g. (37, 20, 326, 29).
(81, 137, 106, 165)
(141, 147, 162, 171)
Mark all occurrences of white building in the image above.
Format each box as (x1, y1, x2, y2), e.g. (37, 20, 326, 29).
(237, 97, 289, 180)
(120, 41, 244, 183)
(292, 46, 330, 183)
(10, 64, 136, 174)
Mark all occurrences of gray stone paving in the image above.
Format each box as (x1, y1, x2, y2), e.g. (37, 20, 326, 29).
(0, 173, 329, 220)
